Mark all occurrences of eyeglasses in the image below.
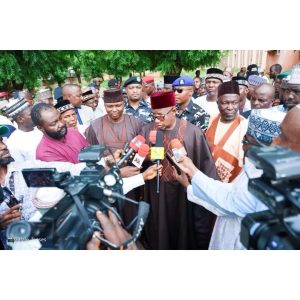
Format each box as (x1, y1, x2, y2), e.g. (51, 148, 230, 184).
(151, 107, 174, 121)
(173, 88, 185, 94)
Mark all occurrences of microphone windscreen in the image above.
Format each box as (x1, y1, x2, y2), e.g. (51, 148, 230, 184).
(170, 138, 182, 149)
(129, 135, 146, 151)
(149, 130, 157, 145)
(138, 144, 150, 157)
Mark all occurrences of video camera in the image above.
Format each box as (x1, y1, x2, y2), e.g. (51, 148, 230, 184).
(7, 145, 150, 250)
(241, 146, 300, 250)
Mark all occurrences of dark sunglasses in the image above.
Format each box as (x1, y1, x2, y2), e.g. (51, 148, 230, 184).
(173, 88, 184, 94)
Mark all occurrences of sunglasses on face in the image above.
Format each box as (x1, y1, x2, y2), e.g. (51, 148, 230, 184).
(173, 88, 185, 94)
(151, 107, 173, 121)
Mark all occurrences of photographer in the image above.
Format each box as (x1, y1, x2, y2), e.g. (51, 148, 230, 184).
(172, 106, 300, 249)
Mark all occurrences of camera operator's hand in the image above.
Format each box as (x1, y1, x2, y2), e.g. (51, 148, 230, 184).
(105, 149, 123, 165)
(120, 166, 140, 178)
(172, 166, 190, 188)
(142, 164, 163, 181)
(0, 204, 21, 229)
(97, 210, 137, 250)
(176, 156, 198, 178)
(86, 210, 138, 250)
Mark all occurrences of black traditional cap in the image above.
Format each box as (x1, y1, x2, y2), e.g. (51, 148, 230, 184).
(108, 78, 119, 88)
(163, 75, 180, 85)
(103, 88, 124, 103)
(205, 68, 224, 82)
(247, 64, 259, 77)
(54, 99, 74, 114)
(218, 81, 240, 97)
(81, 86, 95, 103)
(5, 98, 29, 118)
(232, 76, 249, 87)
(123, 76, 142, 87)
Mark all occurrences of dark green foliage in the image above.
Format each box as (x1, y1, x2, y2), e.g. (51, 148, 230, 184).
(0, 50, 224, 90)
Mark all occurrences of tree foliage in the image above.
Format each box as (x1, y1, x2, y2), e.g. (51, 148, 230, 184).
(0, 50, 224, 90)
(0, 50, 75, 90)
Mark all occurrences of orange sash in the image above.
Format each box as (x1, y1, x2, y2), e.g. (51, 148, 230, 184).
(206, 114, 243, 182)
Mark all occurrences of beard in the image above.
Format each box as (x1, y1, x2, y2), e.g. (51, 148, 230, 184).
(0, 156, 15, 166)
(45, 124, 67, 140)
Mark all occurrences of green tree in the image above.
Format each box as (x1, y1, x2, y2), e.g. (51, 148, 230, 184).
(141, 50, 224, 75)
(0, 50, 75, 90)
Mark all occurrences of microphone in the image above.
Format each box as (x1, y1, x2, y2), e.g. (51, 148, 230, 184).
(117, 135, 146, 167)
(150, 130, 164, 193)
(170, 139, 187, 162)
(131, 144, 150, 169)
(149, 130, 157, 145)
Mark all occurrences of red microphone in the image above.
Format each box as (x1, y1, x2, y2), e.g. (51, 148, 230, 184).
(170, 139, 187, 162)
(131, 144, 150, 169)
(149, 130, 157, 145)
(117, 135, 146, 166)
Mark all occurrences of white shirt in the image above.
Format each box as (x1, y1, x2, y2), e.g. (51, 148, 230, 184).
(193, 95, 220, 119)
(76, 105, 95, 125)
(243, 98, 251, 112)
(186, 160, 267, 250)
(6, 127, 43, 163)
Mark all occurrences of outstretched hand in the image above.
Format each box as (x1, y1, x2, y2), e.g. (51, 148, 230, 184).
(176, 156, 198, 178)
(172, 166, 190, 188)
(86, 210, 138, 250)
(142, 164, 163, 181)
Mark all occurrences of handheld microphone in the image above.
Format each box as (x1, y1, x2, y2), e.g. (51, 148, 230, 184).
(149, 130, 157, 145)
(117, 135, 146, 167)
(170, 139, 187, 162)
(131, 144, 150, 169)
(149, 130, 164, 193)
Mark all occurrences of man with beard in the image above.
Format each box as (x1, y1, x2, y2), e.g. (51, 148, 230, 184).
(5, 98, 43, 163)
(193, 68, 224, 119)
(140, 91, 218, 250)
(32, 103, 89, 163)
(124, 76, 153, 124)
(283, 64, 300, 111)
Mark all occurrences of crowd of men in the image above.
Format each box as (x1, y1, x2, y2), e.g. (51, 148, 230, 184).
(0, 61, 300, 250)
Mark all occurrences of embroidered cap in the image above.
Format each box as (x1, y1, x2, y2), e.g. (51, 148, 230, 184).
(288, 63, 300, 85)
(248, 75, 267, 86)
(247, 108, 286, 144)
(37, 88, 52, 101)
(54, 99, 74, 114)
(5, 98, 29, 118)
